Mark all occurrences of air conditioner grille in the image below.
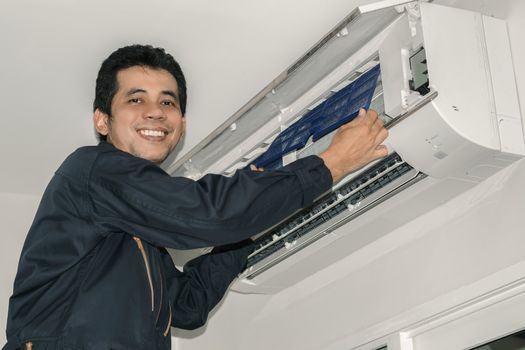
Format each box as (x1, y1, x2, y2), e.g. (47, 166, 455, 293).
(246, 152, 415, 270)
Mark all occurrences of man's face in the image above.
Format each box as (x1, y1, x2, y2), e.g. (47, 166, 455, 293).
(94, 66, 186, 164)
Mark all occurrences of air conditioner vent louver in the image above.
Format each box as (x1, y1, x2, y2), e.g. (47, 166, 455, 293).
(243, 152, 425, 278)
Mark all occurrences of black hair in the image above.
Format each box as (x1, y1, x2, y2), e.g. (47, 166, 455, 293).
(93, 44, 187, 141)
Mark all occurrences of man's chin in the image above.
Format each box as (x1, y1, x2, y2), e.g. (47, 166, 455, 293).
(147, 154, 168, 165)
(134, 149, 169, 165)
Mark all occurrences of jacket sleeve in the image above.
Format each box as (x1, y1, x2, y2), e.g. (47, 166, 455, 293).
(160, 240, 254, 330)
(88, 149, 332, 249)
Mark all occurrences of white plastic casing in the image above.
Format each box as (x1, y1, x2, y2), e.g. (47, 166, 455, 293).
(385, 2, 524, 180)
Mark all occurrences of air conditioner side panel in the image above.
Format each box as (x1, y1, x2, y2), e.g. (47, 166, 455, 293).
(386, 2, 524, 180)
(420, 2, 501, 151)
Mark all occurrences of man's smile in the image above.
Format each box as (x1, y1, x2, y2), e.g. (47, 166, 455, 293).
(137, 128, 170, 141)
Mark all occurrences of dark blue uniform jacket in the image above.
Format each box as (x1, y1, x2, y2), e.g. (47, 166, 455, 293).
(3, 142, 332, 350)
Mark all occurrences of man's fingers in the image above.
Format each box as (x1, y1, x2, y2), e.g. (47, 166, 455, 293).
(371, 117, 384, 134)
(350, 108, 368, 125)
(374, 126, 389, 145)
(373, 144, 389, 158)
(345, 108, 378, 130)
(250, 164, 264, 172)
(363, 108, 378, 126)
(341, 108, 365, 130)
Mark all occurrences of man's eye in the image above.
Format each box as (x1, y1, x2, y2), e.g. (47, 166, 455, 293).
(161, 101, 175, 107)
(129, 98, 141, 104)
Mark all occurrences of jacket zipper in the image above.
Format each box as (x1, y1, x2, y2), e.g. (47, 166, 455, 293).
(157, 251, 171, 336)
(134, 236, 170, 336)
(163, 305, 172, 336)
(25, 342, 33, 350)
(133, 236, 154, 311)
(155, 263, 163, 324)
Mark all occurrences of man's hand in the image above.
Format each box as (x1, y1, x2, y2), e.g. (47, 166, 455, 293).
(320, 108, 388, 183)
(249, 165, 264, 172)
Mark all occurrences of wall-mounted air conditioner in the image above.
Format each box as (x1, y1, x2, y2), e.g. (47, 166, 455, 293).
(167, 0, 524, 294)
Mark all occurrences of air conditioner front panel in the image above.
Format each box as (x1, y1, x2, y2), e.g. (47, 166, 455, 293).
(232, 173, 479, 294)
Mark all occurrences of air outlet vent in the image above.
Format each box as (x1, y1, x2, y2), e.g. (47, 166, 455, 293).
(242, 152, 425, 279)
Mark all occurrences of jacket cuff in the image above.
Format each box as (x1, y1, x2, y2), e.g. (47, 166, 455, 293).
(210, 239, 255, 272)
(283, 155, 333, 206)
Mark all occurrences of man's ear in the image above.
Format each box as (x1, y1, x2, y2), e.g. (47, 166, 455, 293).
(93, 109, 110, 136)
(181, 116, 187, 137)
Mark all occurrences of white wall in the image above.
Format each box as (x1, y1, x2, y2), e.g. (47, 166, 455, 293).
(0, 193, 41, 344)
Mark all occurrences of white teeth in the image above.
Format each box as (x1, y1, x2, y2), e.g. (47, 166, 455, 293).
(140, 130, 165, 137)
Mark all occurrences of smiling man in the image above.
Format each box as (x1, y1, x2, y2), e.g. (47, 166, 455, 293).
(94, 65, 186, 164)
(3, 45, 387, 350)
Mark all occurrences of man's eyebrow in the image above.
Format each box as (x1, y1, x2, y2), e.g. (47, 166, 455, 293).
(125, 88, 178, 101)
(162, 90, 178, 100)
(126, 88, 146, 96)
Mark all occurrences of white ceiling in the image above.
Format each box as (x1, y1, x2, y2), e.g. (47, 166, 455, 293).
(0, 0, 382, 196)
(1, 0, 509, 197)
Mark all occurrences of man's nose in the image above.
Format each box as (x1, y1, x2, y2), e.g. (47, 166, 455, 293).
(144, 103, 166, 120)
